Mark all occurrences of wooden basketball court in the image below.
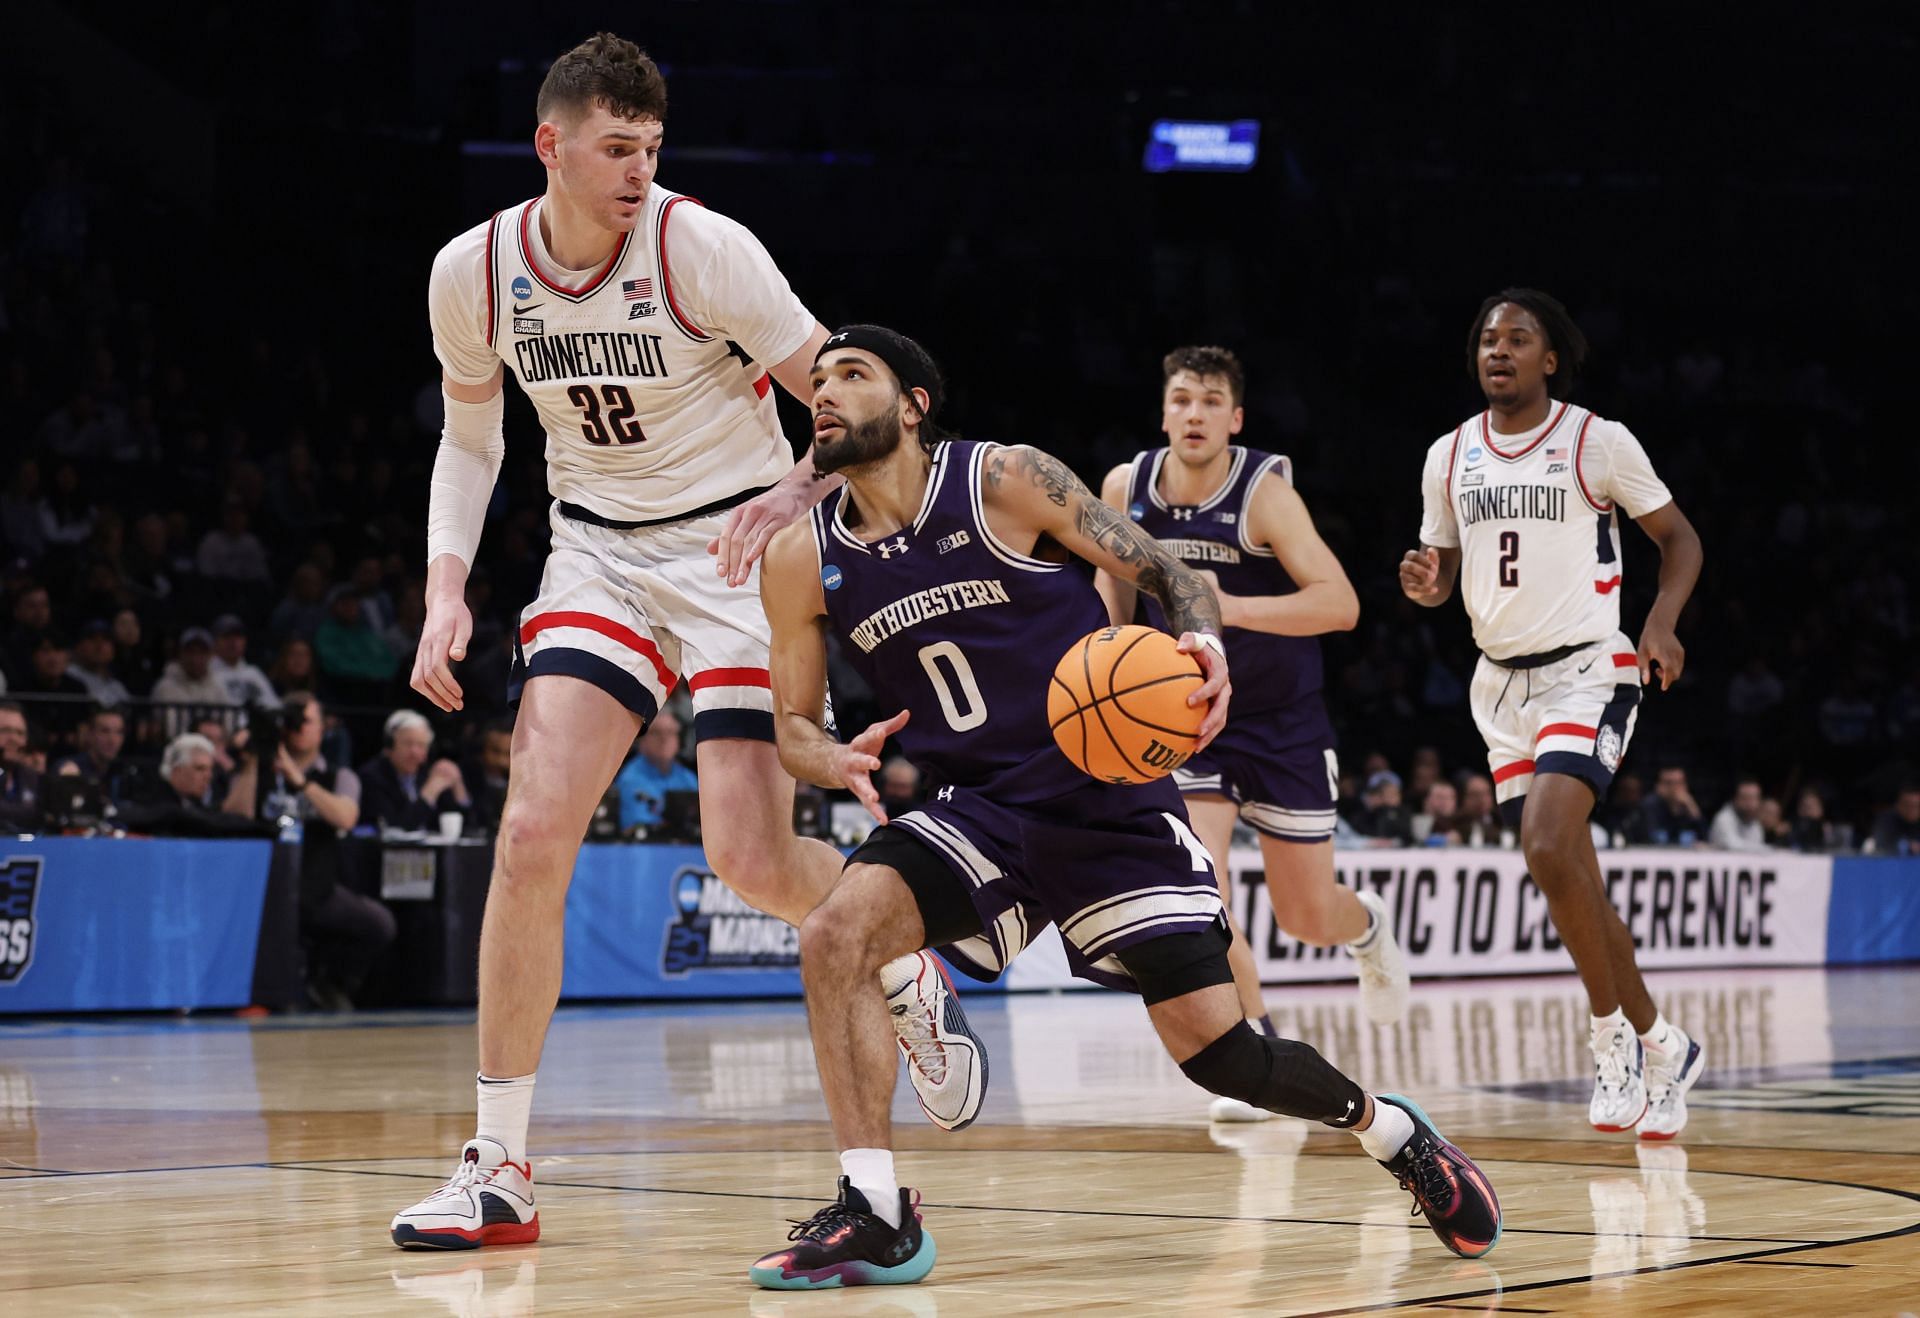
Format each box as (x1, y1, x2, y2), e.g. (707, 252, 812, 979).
(4, 965, 1917, 1313)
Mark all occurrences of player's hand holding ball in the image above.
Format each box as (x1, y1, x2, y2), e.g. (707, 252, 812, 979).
(1048, 625, 1229, 785)
(837, 708, 911, 824)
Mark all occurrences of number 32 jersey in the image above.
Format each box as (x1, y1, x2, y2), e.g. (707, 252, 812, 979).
(428, 186, 816, 523)
(1419, 402, 1673, 661)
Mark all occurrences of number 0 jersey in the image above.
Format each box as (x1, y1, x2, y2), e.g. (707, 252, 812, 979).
(810, 441, 1112, 806)
(1419, 402, 1673, 661)
(428, 187, 816, 523)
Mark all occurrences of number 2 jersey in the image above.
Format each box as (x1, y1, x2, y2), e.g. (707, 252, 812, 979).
(428, 186, 815, 523)
(810, 440, 1113, 805)
(1419, 402, 1673, 661)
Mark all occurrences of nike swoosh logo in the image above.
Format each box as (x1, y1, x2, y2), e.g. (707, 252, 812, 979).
(513, 303, 544, 314)
(1577, 658, 1598, 673)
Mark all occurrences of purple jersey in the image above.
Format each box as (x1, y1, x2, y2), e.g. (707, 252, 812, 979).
(811, 441, 1111, 804)
(1126, 446, 1321, 714)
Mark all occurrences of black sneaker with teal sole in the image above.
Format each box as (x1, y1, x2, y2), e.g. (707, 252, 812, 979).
(749, 1177, 936, 1290)
(1375, 1094, 1502, 1258)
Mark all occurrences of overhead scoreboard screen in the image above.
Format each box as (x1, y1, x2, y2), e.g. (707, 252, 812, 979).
(1143, 120, 1260, 173)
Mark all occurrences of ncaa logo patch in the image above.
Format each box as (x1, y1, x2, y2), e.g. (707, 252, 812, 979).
(1128, 503, 1145, 521)
(511, 276, 533, 301)
(821, 564, 844, 591)
(1466, 446, 1485, 463)
(1596, 725, 1623, 771)
(0, 857, 42, 985)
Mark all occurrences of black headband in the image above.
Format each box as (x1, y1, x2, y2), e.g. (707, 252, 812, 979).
(814, 324, 942, 422)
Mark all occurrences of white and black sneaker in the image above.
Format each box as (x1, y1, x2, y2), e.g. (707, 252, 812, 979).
(1637, 1028, 1706, 1141)
(391, 1138, 539, 1250)
(882, 951, 988, 1132)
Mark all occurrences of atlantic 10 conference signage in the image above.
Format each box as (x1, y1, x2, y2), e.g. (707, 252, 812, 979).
(1232, 849, 1831, 982)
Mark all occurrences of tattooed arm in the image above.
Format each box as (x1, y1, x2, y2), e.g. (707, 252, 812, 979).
(981, 444, 1230, 745)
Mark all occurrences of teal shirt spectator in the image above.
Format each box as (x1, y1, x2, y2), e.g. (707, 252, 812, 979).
(615, 754, 699, 830)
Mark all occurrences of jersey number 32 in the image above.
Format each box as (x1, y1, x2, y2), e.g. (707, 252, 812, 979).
(566, 383, 648, 445)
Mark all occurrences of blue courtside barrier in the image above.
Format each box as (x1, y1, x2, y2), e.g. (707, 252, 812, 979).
(0, 837, 272, 1013)
(1825, 856, 1920, 964)
(4, 843, 1915, 1014)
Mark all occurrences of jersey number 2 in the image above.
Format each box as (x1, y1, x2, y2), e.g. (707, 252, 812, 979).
(567, 384, 647, 445)
(1498, 530, 1520, 587)
(918, 642, 988, 732)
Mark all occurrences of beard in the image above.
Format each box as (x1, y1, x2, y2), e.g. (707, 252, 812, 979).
(811, 409, 907, 477)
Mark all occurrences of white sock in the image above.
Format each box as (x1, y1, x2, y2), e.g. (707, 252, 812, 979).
(840, 1148, 901, 1229)
(1590, 1009, 1627, 1050)
(1352, 1096, 1416, 1161)
(1639, 1014, 1679, 1056)
(476, 1072, 536, 1165)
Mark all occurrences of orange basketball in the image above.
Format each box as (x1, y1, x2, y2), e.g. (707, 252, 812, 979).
(1048, 625, 1206, 784)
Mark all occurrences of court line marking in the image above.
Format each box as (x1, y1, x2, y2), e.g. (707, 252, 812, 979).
(253, 1161, 1850, 1247)
(1309, 1217, 1920, 1314)
(8, 1154, 1912, 1305)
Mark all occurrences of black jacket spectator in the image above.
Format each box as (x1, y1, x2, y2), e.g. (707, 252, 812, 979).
(357, 754, 464, 832)
(1871, 787, 1920, 857)
(121, 733, 275, 839)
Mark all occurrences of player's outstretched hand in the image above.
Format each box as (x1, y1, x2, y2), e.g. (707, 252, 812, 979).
(708, 485, 812, 588)
(838, 709, 911, 824)
(411, 594, 473, 713)
(1177, 634, 1231, 751)
(1637, 622, 1685, 691)
(1399, 547, 1442, 602)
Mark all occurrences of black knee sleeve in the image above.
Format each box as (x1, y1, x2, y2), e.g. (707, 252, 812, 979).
(1113, 924, 1235, 1006)
(1178, 1022, 1367, 1127)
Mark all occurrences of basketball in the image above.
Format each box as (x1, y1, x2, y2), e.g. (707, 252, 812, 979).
(1048, 625, 1206, 784)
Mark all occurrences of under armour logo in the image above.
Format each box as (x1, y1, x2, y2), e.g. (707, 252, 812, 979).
(876, 536, 910, 558)
(937, 786, 954, 802)
(1170, 507, 1195, 521)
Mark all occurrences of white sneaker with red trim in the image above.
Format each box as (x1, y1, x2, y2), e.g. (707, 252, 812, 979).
(391, 1138, 540, 1250)
(882, 951, 989, 1132)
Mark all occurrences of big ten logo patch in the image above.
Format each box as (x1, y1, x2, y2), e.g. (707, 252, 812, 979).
(661, 866, 798, 975)
(0, 857, 42, 984)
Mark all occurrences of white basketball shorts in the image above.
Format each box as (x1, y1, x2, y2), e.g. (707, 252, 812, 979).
(1469, 631, 1643, 821)
(509, 503, 774, 742)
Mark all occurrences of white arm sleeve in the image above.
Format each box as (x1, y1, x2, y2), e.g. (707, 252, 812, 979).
(426, 391, 504, 568)
(1418, 435, 1460, 548)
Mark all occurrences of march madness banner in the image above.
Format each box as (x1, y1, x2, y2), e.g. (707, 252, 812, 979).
(1235, 848, 1832, 984)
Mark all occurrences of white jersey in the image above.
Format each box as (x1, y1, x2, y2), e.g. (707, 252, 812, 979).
(1419, 402, 1672, 661)
(428, 186, 815, 523)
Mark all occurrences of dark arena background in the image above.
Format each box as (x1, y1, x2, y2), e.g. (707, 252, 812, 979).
(2, 4, 1916, 1313)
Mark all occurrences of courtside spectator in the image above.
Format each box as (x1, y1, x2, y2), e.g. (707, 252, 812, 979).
(1871, 784, 1920, 857)
(615, 710, 697, 832)
(1710, 777, 1769, 852)
(210, 614, 279, 708)
(1640, 765, 1707, 848)
(66, 619, 131, 705)
(358, 710, 469, 832)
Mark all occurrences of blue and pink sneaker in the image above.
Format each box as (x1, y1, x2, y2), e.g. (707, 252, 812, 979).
(749, 1177, 936, 1289)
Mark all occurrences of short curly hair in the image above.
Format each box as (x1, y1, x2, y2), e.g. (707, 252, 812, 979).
(537, 32, 668, 127)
